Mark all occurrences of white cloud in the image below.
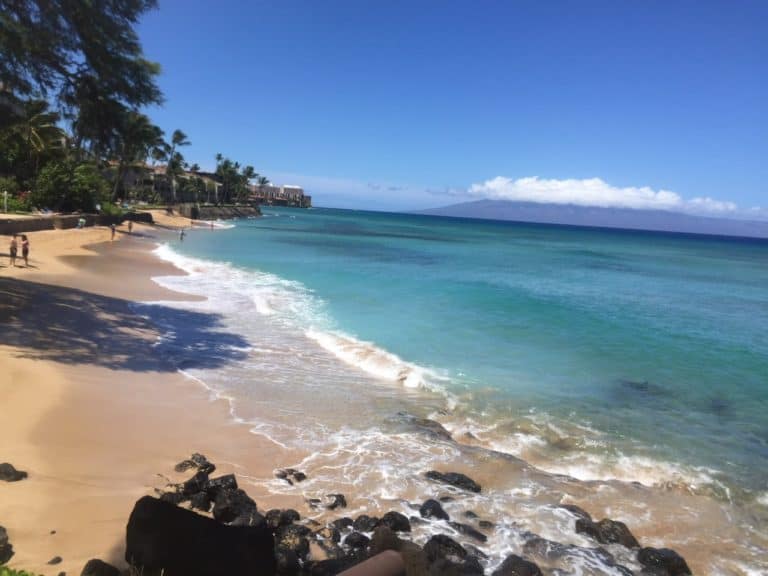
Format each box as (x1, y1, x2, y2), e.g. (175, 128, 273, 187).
(469, 176, 683, 210)
(466, 175, 768, 220)
(686, 196, 738, 213)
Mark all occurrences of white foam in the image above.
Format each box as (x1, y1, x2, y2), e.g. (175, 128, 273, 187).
(190, 219, 236, 229)
(305, 328, 447, 392)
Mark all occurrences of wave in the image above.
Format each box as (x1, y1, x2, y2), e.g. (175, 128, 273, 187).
(190, 219, 237, 229)
(306, 329, 450, 394)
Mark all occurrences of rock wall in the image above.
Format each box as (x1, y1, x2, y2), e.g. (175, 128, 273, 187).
(0, 214, 138, 235)
(176, 204, 262, 221)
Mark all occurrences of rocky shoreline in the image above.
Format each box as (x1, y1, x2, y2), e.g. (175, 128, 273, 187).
(1, 455, 693, 575)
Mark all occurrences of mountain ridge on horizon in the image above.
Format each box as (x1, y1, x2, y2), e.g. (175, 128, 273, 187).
(417, 199, 768, 239)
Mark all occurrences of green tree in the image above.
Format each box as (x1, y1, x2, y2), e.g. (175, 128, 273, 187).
(32, 158, 109, 212)
(111, 110, 164, 200)
(165, 129, 190, 201)
(0, 1, 162, 103)
(0, 97, 66, 186)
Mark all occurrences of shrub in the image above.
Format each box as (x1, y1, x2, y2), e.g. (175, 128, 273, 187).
(32, 159, 109, 212)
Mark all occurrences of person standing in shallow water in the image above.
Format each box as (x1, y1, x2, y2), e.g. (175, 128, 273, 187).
(21, 235, 29, 266)
(9, 234, 18, 266)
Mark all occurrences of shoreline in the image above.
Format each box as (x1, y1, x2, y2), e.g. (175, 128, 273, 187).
(1, 220, 766, 574)
(0, 222, 305, 575)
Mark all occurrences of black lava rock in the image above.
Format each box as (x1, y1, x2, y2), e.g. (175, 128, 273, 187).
(181, 470, 209, 496)
(425, 471, 481, 493)
(204, 474, 237, 495)
(0, 463, 28, 482)
(80, 559, 121, 576)
(637, 547, 692, 575)
(353, 514, 380, 532)
(276, 524, 311, 561)
(332, 517, 354, 532)
(576, 518, 640, 548)
(212, 488, 257, 524)
(492, 554, 543, 576)
(189, 491, 212, 512)
(159, 490, 187, 506)
(449, 521, 488, 543)
(325, 493, 347, 510)
(344, 531, 370, 549)
(380, 511, 411, 532)
(420, 499, 450, 521)
(174, 453, 216, 475)
(423, 534, 467, 563)
(558, 504, 593, 522)
(0, 525, 14, 564)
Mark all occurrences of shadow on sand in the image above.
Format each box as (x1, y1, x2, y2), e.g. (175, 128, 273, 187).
(0, 277, 249, 372)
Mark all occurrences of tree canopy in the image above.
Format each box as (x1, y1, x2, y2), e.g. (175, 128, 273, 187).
(0, 1, 271, 213)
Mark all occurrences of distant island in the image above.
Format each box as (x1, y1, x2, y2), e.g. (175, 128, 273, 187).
(419, 199, 768, 239)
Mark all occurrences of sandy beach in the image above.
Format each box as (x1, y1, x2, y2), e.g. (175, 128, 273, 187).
(0, 220, 304, 575)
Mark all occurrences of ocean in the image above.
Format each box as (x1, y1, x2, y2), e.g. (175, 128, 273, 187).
(147, 208, 768, 574)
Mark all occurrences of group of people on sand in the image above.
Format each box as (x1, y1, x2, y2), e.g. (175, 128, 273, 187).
(7, 234, 30, 267)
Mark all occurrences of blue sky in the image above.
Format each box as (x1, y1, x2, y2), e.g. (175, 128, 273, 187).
(139, 1, 766, 216)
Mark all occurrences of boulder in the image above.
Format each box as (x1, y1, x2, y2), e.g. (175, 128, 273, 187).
(189, 491, 212, 513)
(181, 471, 209, 496)
(353, 514, 380, 532)
(80, 559, 121, 576)
(315, 525, 341, 544)
(333, 517, 354, 532)
(212, 487, 257, 524)
(380, 511, 411, 532)
(275, 524, 311, 561)
(275, 468, 308, 485)
(558, 504, 592, 522)
(125, 496, 275, 576)
(48, 556, 63, 564)
(204, 474, 237, 495)
(449, 521, 488, 543)
(344, 532, 370, 549)
(174, 453, 215, 475)
(159, 490, 187, 506)
(425, 471, 481, 493)
(492, 554, 543, 576)
(637, 547, 692, 575)
(576, 518, 640, 548)
(0, 463, 28, 482)
(265, 508, 301, 530)
(0, 525, 14, 564)
(462, 554, 486, 575)
(325, 493, 347, 510)
(420, 499, 450, 521)
(423, 534, 467, 563)
(479, 520, 495, 530)
(275, 548, 301, 576)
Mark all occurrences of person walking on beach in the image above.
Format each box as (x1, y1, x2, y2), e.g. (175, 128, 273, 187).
(110, 223, 116, 240)
(9, 234, 18, 266)
(20, 235, 29, 267)
(128, 220, 133, 233)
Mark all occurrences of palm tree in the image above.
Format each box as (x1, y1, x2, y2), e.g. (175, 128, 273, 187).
(165, 129, 190, 201)
(14, 99, 66, 179)
(111, 111, 164, 200)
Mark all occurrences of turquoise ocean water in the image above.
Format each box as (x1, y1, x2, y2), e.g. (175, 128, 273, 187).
(149, 208, 768, 573)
